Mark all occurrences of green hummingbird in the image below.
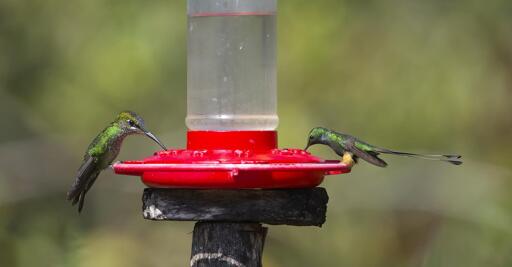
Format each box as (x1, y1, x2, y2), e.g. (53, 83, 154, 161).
(67, 111, 167, 212)
(305, 127, 462, 167)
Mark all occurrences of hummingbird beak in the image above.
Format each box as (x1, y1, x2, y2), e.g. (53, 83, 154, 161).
(142, 130, 168, 151)
(305, 143, 311, 151)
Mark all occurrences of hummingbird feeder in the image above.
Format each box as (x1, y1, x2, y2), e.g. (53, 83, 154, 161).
(113, 0, 351, 188)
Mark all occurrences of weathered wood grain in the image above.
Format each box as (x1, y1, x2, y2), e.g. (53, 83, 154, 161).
(142, 188, 328, 226)
(190, 222, 267, 267)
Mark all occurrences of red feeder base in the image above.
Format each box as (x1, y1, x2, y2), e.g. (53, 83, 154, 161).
(113, 131, 351, 189)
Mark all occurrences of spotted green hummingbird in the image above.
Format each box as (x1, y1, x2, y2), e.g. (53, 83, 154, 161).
(67, 111, 167, 212)
(305, 127, 462, 167)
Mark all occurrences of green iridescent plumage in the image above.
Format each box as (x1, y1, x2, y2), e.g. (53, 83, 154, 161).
(87, 124, 123, 157)
(305, 127, 462, 167)
(67, 111, 167, 213)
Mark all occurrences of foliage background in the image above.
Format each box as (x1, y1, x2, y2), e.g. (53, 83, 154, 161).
(1, 0, 512, 266)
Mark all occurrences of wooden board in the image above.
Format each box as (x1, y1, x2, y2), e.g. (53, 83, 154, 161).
(142, 188, 328, 227)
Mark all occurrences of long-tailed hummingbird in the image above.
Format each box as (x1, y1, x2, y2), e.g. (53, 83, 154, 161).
(305, 127, 462, 167)
(67, 111, 167, 212)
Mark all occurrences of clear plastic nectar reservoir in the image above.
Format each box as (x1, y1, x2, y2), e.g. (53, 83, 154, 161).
(186, 0, 278, 130)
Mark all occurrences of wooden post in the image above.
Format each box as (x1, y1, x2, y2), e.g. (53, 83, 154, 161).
(190, 222, 267, 267)
(142, 188, 329, 266)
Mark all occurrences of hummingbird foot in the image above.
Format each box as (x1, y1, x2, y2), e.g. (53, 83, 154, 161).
(109, 161, 122, 170)
(341, 152, 355, 168)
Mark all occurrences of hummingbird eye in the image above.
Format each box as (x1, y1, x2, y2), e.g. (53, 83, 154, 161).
(127, 119, 136, 127)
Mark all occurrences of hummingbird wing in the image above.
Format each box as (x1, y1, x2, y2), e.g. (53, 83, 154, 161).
(67, 155, 98, 208)
(76, 172, 99, 212)
(345, 140, 388, 167)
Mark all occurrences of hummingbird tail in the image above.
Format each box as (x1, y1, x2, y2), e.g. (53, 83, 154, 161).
(376, 149, 463, 165)
(77, 192, 86, 213)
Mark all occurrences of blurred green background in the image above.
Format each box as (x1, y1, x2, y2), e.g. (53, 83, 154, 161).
(1, 0, 512, 266)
